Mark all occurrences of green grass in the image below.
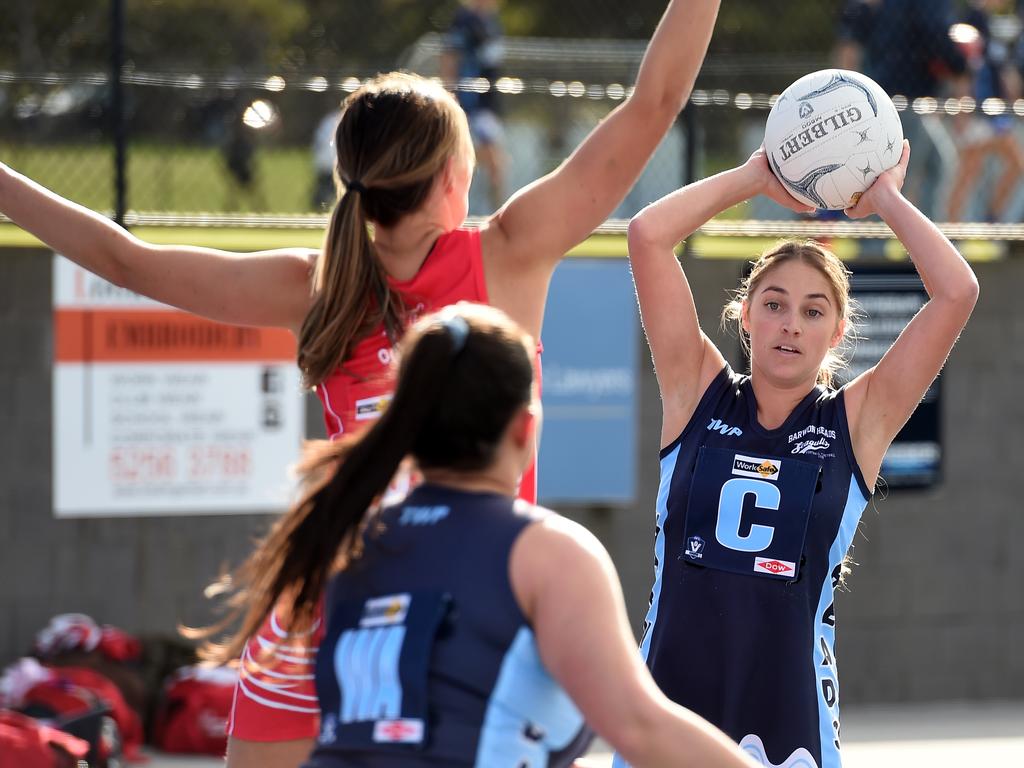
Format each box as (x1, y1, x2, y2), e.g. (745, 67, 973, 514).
(2, 142, 750, 219)
(0, 142, 318, 213)
(0, 145, 1004, 262)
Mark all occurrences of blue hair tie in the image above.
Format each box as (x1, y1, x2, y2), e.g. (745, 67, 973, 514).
(441, 315, 470, 356)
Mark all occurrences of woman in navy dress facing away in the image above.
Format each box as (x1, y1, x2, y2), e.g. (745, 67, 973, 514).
(206, 303, 759, 768)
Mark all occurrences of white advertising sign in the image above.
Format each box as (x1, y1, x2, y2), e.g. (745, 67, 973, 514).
(53, 256, 303, 516)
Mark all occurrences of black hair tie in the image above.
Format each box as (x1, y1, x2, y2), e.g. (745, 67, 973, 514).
(343, 178, 368, 195)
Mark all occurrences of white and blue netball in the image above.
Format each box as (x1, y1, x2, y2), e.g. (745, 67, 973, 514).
(764, 69, 903, 210)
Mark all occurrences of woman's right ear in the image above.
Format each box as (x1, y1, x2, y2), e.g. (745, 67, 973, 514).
(440, 154, 458, 193)
(509, 406, 536, 452)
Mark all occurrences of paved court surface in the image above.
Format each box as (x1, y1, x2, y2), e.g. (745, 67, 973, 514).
(827, 700, 1024, 768)
(143, 700, 1024, 767)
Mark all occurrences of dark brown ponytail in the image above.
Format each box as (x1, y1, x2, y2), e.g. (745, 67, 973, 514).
(298, 73, 470, 387)
(198, 304, 533, 662)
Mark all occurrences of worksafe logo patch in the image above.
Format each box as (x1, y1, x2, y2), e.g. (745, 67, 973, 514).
(732, 455, 781, 480)
(359, 593, 410, 628)
(355, 394, 391, 421)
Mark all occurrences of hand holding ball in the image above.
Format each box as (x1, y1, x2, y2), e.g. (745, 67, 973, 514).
(763, 69, 904, 211)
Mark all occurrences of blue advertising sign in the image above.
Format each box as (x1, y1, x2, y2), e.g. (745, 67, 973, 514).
(537, 259, 637, 504)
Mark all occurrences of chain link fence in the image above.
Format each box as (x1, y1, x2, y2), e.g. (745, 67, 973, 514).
(3, 1, 1024, 225)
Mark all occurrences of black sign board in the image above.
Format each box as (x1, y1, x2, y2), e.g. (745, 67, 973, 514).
(840, 267, 940, 489)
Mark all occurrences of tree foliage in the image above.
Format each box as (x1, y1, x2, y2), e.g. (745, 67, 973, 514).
(2, 0, 307, 70)
(1, 0, 841, 72)
(504, 1, 839, 54)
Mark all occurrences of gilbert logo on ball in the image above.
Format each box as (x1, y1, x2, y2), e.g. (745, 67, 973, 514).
(764, 69, 903, 210)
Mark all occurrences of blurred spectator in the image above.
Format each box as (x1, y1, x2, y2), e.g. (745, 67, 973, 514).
(312, 111, 338, 210)
(219, 94, 265, 211)
(837, 0, 967, 220)
(947, 0, 1024, 221)
(442, 0, 507, 211)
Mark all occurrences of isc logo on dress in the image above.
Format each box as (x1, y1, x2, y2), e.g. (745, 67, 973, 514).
(732, 454, 782, 481)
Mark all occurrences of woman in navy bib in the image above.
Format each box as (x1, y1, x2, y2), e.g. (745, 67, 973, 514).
(205, 304, 758, 768)
(615, 142, 978, 768)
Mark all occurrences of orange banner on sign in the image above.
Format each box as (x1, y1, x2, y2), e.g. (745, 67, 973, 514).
(54, 309, 296, 363)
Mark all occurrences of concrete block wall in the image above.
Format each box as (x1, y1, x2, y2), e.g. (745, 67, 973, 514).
(1, 246, 1021, 704)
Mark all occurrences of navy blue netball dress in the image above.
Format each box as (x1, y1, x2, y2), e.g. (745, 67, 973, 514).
(303, 483, 592, 768)
(617, 364, 871, 768)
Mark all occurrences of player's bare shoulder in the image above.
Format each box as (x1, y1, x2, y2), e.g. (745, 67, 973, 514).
(301, 248, 320, 273)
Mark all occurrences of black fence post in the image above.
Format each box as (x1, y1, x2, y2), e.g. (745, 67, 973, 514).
(682, 104, 698, 187)
(679, 104, 699, 260)
(111, 0, 127, 226)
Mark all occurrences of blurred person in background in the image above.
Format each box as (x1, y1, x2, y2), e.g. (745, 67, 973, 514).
(442, 0, 508, 211)
(947, 0, 1024, 222)
(836, 0, 967, 220)
(0, 2, 723, 766)
(311, 111, 338, 210)
(220, 92, 266, 211)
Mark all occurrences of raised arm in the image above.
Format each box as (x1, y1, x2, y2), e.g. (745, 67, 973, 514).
(844, 142, 979, 486)
(627, 150, 813, 444)
(481, 0, 720, 335)
(511, 517, 758, 768)
(0, 162, 315, 331)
